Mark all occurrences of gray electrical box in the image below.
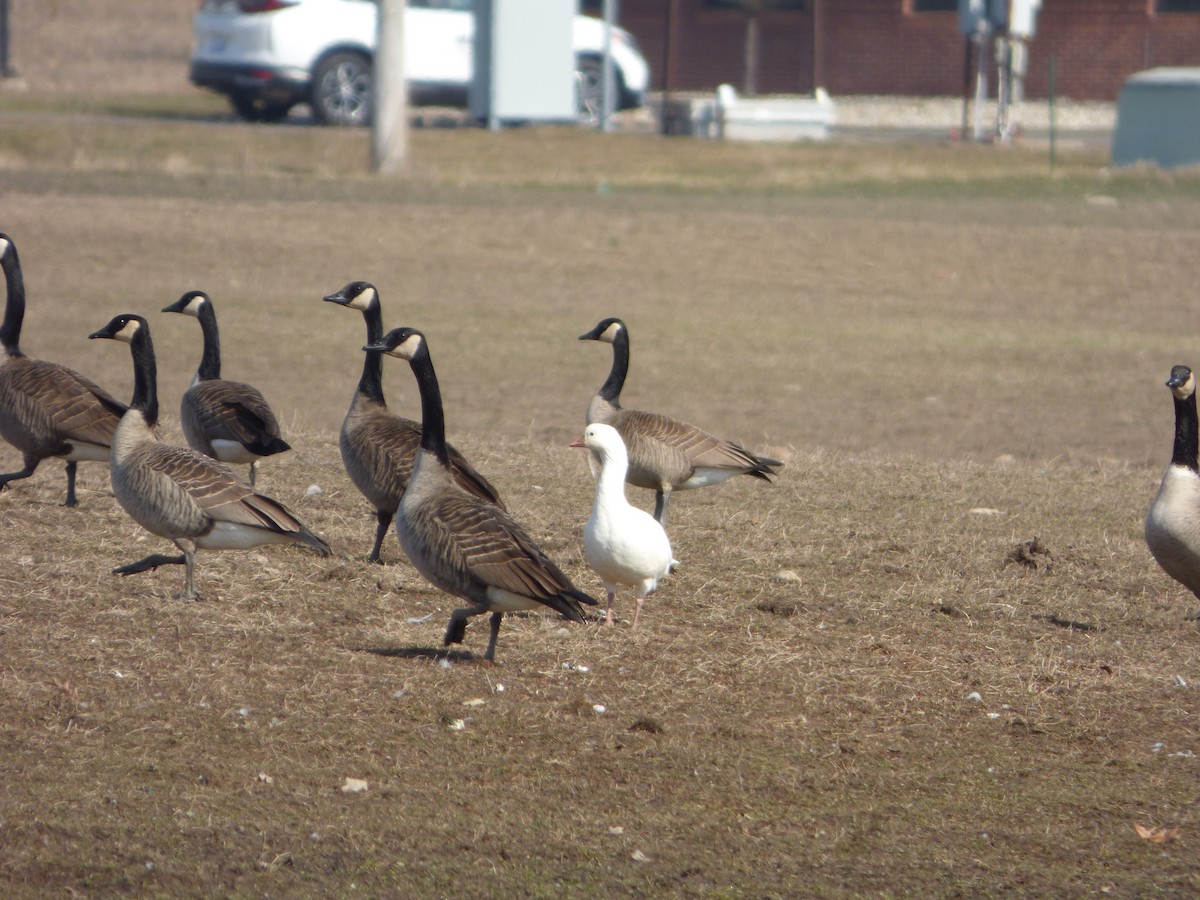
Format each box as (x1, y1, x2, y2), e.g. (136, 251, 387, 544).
(958, 0, 1006, 34)
(470, 0, 577, 127)
(1112, 68, 1200, 169)
(958, 0, 1040, 36)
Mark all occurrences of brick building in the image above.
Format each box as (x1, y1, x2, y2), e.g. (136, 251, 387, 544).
(606, 0, 1200, 101)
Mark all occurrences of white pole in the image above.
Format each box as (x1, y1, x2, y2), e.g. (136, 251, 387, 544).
(373, 0, 408, 173)
(601, 0, 618, 132)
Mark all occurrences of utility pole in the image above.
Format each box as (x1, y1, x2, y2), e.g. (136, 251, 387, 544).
(810, 0, 822, 93)
(601, 0, 619, 132)
(0, 0, 15, 78)
(659, 0, 679, 135)
(373, 0, 408, 174)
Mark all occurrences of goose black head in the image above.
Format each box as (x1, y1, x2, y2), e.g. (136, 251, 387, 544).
(579, 317, 625, 344)
(0, 233, 12, 263)
(161, 290, 210, 318)
(364, 326, 424, 361)
(1167, 365, 1196, 401)
(324, 281, 379, 312)
(89, 314, 147, 344)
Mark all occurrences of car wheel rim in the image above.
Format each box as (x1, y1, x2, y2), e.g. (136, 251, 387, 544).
(575, 65, 603, 128)
(320, 62, 369, 124)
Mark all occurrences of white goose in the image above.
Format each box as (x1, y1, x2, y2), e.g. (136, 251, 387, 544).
(572, 422, 675, 628)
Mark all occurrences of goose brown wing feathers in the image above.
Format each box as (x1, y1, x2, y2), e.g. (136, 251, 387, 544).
(407, 491, 594, 620)
(141, 443, 304, 532)
(616, 407, 778, 479)
(343, 411, 419, 504)
(185, 379, 288, 455)
(3, 357, 125, 448)
(349, 407, 505, 510)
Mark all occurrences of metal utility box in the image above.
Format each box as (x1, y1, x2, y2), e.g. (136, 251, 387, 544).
(470, 0, 577, 127)
(1008, 0, 1041, 38)
(1112, 68, 1200, 169)
(958, 0, 1040, 36)
(958, 0, 1006, 34)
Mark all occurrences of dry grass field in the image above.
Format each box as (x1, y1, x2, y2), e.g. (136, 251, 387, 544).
(1, 2, 1199, 897)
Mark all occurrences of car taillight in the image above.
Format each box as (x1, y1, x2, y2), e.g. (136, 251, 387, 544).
(237, 0, 299, 12)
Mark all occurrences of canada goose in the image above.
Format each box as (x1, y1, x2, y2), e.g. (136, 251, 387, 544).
(322, 281, 505, 563)
(571, 422, 675, 628)
(579, 317, 782, 528)
(365, 326, 597, 661)
(88, 314, 330, 601)
(161, 290, 289, 486)
(0, 232, 127, 506)
(1145, 364, 1200, 620)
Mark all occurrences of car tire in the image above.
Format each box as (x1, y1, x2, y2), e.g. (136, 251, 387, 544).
(312, 51, 372, 127)
(229, 93, 294, 123)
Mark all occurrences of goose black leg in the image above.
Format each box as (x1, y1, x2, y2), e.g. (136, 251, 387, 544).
(483, 611, 504, 661)
(653, 487, 672, 529)
(64, 461, 78, 507)
(368, 509, 391, 564)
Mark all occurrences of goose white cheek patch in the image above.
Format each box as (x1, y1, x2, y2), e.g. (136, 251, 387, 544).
(349, 287, 376, 311)
(397, 333, 423, 359)
(116, 319, 142, 343)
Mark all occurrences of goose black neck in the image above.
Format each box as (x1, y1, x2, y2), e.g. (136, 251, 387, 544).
(1173, 391, 1199, 472)
(598, 328, 629, 405)
(358, 304, 386, 405)
(129, 328, 160, 427)
(0, 242, 25, 355)
(195, 302, 221, 381)
(410, 345, 450, 467)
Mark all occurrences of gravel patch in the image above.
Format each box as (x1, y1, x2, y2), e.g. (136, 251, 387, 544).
(833, 94, 1115, 132)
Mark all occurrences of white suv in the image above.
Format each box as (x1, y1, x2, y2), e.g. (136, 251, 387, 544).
(190, 0, 650, 126)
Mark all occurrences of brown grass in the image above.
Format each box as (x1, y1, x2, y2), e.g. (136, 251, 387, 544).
(1, 2, 1199, 896)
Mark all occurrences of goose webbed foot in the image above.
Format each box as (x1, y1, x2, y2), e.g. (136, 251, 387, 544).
(113, 553, 187, 576)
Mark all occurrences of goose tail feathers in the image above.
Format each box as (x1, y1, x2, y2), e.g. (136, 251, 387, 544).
(295, 526, 332, 557)
(555, 589, 600, 623)
(247, 434, 292, 456)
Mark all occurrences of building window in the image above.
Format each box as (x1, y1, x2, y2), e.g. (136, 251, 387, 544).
(910, 0, 958, 11)
(1157, 0, 1200, 11)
